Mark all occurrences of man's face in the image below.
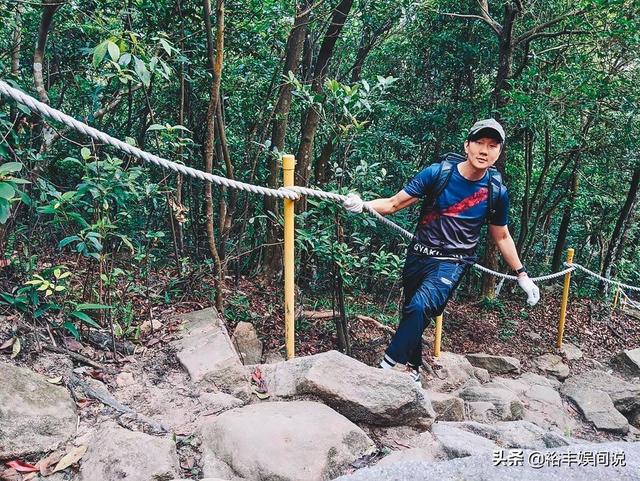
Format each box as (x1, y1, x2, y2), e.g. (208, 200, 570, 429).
(464, 137, 501, 170)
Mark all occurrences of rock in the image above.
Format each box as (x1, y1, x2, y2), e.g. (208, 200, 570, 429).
(560, 342, 583, 361)
(198, 392, 244, 414)
(457, 383, 525, 421)
(200, 401, 375, 481)
(561, 370, 640, 414)
(448, 420, 570, 449)
(425, 352, 477, 392)
(78, 422, 180, 481)
(524, 331, 542, 341)
(334, 441, 640, 481)
(534, 354, 570, 380)
(171, 308, 250, 401)
(428, 391, 465, 422)
(260, 350, 435, 427)
(231, 321, 263, 365)
(0, 362, 77, 460)
(431, 422, 499, 458)
(465, 353, 520, 374)
(140, 318, 162, 336)
(564, 388, 629, 433)
(466, 401, 495, 422)
(115, 371, 135, 387)
(473, 367, 491, 383)
(614, 348, 640, 375)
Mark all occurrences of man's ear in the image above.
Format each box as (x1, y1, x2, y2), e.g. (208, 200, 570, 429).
(463, 140, 469, 155)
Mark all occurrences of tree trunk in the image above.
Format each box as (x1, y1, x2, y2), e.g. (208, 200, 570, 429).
(203, 0, 225, 312)
(601, 166, 640, 291)
(295, 0, 355, 213)
(263, 0, 312, 276)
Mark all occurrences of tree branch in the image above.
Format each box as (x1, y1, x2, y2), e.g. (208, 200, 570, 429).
(476, 0, 502, 35)
(439, 11, 502, 36)
(514, 8, 586, 46)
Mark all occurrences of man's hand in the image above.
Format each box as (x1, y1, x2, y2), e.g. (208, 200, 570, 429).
(517, 274, 540, 306)
(343, 193, 364, 213)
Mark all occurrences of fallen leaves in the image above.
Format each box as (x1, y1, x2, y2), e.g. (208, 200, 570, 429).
(4, 461, 37, 473)
(250, 367, 269, 400)
(0, 337, 21, 359)
(46, 376, 63, 385)
(52, 445, 87, 473)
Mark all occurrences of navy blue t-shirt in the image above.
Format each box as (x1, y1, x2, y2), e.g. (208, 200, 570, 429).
(403, 163, 509, 257)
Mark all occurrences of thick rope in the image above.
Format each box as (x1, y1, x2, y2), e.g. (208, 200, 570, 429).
(0, 80, 299, 201)
(3, 79, 638, 291)
(567, 262, 640, 293)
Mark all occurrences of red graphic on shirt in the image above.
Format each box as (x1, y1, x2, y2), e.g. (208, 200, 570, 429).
(420, 187, 489, 225)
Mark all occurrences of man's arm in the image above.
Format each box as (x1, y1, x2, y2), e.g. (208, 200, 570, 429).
(366, 190, 419, 215)
(488, 224, 525, 274)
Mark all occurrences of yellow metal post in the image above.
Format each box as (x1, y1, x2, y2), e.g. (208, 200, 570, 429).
(433, 314, 443, 357)
(557, 248, 574, 348)
(612, 288, 620, 310)
(283, 154, 296, 360)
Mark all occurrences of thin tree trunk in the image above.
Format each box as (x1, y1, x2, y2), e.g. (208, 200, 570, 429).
(203, 0, 225, 312)
(264, 0, 312, 276)
(601, 166, 640, 291)
(295, 0, 355, 213)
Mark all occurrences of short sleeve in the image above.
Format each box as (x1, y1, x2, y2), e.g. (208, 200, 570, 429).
(402, 164, 439, 198)
(489, 186, 509, 226)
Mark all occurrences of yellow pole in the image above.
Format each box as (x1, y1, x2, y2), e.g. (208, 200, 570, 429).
(433, 314, 443, 357)
(283, 154, 296, 360)
(557, 248, 574, 348)
(612, 287, 619, 310)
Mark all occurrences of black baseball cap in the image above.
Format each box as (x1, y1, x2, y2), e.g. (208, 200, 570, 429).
(467, 118, 506, 143)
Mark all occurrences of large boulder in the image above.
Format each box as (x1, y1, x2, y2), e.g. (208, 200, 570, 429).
(260, 350, 435, 427)
(465, 353, 521, 374)
(614, 348, 640, 375)
(0, 362, 77, 460)
(561, 370, 640, 414)
(424, 352, 480, 392)
(78, 422, 180, 481)
(231, 321, 263, 365)
(444, 420, 570, 450)
(563, 388, 629, 433)
(427, 391, 465, 422)
(335, 441, 640, 481)
(431, 422, 499, 458)
(171, 308, 250, 400)
(200, 401, 375, 481)
(494, 373, 575, 432)
(457, 381, 525, 421)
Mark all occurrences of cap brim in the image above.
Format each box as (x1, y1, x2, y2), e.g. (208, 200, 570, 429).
(468, 127, 504, 142)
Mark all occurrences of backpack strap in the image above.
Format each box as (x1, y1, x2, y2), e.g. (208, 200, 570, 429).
(426, 153, 465, 211)
(486, 168, 504, 224)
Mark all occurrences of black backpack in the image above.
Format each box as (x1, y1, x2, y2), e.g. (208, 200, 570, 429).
(422, 152, 505, 224)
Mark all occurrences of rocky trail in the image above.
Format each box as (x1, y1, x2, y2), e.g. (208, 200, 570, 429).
(2, 307, 640, 480)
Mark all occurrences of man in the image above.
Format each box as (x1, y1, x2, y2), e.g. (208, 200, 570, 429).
(343, 119, 539, 386)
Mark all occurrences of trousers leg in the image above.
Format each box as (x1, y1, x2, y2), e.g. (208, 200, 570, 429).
(385, 256, 467, 365)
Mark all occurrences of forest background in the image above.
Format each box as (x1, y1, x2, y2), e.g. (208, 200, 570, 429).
(0, 0, 638, 355)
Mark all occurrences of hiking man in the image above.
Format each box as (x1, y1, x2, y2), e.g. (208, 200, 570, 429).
(343, 119, 539, 385)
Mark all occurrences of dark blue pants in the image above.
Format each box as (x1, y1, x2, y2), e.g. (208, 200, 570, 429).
(385, 254, 468, 368)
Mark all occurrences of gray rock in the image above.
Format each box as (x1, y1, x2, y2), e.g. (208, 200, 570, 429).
(200, 401, 375, 481)
(473, 367, 491, 383)
(448, 420, 570, 450)
(535, 354, 570, 380)
(431, 422, 499, 458)
(78, 422, 180, 481)
(465, 353, 521, 374)
(171, 308, 250, 401)
(425, 352, 477, 392)
(428, 391, 465, 422)
(334, 441, 640, 481)
(564, 388, 629, 433)
(614, 348, 640, 375)
(0, 362, 77, 460)
(198, 392, 244, 414)
(561, 342, 583, 361)
(466, 401, 495, 422)
(561, 370, 640, 414)
(231, 321, 263, 365)
(458, 384, 525, 421)
(260, 350, 435, 427)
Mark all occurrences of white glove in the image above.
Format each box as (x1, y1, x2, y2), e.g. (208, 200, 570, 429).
(343, 193, 364, 214)
(517, 275, 540, 306)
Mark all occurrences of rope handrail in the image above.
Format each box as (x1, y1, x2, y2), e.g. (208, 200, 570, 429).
(2, 78, 638, 291)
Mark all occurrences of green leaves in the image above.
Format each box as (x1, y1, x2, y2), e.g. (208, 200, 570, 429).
(0, 162, 22, 175)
